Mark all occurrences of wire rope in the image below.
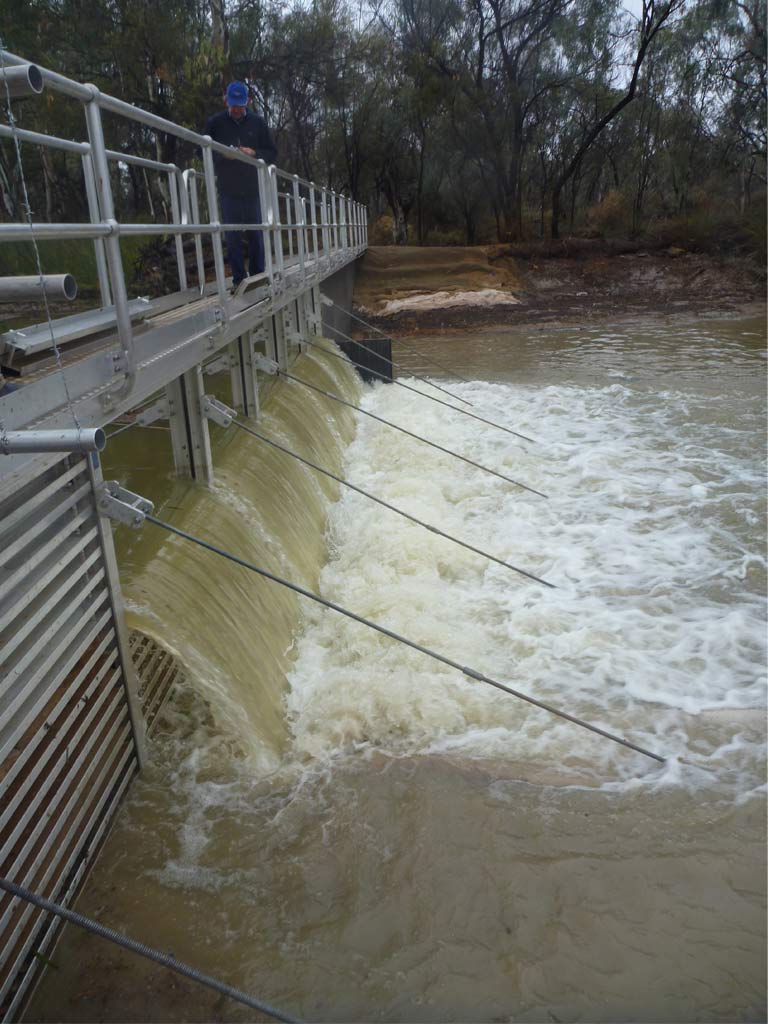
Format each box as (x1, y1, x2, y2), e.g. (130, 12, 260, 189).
(145, 513, 666, 765)
(0, 877, 302, 1023)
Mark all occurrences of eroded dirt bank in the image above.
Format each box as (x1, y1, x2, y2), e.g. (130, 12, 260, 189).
(353, 244, 766, 333)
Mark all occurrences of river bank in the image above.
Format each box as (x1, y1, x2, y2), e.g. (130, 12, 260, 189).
(353, 245, 766, 334)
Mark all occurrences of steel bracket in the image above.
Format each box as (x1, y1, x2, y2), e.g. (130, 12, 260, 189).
(136, 399, 168, 427)
(203, 354, 232, 375)
(253, 354, 278, 375)
(201, 394, 236, 428)
(97, 481, 154, 528)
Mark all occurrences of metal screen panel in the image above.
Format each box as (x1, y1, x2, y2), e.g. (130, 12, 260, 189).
(129, 631, 185, 734)
(0, 453, 143, 1020)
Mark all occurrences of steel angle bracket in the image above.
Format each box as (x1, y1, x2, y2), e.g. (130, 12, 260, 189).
(201, 394, 236, 428)
(253, 354, 279, 376)
(136, 398, 168, 426)
(97, 481, 154, 528)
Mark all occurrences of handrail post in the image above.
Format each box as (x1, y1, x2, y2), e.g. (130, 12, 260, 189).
(184, 170, 206, 295)
(331, 192, 339, 255)
(292, 175, 306, 283)
(167, 169, 188, 292)
(81, 152, 111, 307)
(309, 182, 319, 266)
(320, 189, 330, 262)
(200, 138, 227, 304)
(83, 86, 134, 398)
(340, 195, 348, 252)
(258, 162, 274, 286)
(268, 166, 284, 290)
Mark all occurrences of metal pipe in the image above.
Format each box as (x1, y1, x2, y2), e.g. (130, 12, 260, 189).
(0, 48, 91, 100)
(292, 176, 305, 281)
(83, 87, 135, 400)
(0, 222, 112, 240)
(0, 274, 77, 302)
(167, 170, 188, 291)
(184, 170, 206, 294)
(0, 122, 87, 155)
(82, 153, 112, 306)
(0, 428, 106, 454)
(258, 162, 274, 286)
(200, 139, 227, 304)
(0, 63, 44, 99)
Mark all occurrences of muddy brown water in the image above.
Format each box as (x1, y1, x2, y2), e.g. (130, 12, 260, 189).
(25, 313, 766, 1023)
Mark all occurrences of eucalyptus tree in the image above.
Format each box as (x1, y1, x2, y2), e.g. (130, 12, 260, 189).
(549, 0, 688, 237)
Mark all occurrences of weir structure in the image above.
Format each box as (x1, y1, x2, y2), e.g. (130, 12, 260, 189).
(0, 50, 366, 1019)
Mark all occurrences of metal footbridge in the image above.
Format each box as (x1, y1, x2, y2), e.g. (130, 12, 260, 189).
(0, 49, 366, 1021)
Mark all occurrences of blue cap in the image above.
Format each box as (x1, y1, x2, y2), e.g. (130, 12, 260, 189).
(226, 81, 249, 106)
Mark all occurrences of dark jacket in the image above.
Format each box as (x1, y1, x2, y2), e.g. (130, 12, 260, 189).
(203, 109, 277, 197)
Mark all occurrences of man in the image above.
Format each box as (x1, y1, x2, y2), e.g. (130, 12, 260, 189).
(204, 81, 277, 288)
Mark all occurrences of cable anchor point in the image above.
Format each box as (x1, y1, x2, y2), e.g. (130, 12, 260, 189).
(97, 481, 153, 528)
(201, 394, 236, 428)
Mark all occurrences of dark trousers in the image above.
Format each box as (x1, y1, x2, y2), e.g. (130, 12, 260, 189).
(219, 193, 265, 283)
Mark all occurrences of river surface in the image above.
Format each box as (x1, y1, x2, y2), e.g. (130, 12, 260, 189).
(26, 314, 766, 1022)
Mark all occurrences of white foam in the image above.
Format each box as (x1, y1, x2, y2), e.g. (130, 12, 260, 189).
(286, 340, 766, 791)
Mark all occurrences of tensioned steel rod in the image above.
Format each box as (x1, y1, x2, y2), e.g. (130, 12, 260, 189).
(303, 335, 536, 443)
(322, 318, 473, 406)
(319, 317, 473, 405)
(146, 514, 665, 764)
(233, 420, 554, 587)
(281, 370, 548, 498)
(326, 297, 476, 385)
(0, 877, 301, 1024)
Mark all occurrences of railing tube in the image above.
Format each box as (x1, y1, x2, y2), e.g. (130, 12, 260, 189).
(257, 162, 274, 286)
(320, 189, 330, 260)
(268, 166, 284, 286)
(200, 137, 227, 304)
(340, 195, 348, 252)
(309, 182, 319, 263)
(184, 170, 206, 295)
(292, 175, 306, 282)
(83, 87, 135, 398)
(81, 153, 111, 306)
(167, 169, 188, 292)
(331, 193, 339, 255)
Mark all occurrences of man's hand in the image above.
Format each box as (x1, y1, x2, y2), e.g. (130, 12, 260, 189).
(239, 147, 256, 157)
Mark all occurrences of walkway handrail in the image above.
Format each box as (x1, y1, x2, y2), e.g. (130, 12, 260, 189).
(0, 48, 368, 404)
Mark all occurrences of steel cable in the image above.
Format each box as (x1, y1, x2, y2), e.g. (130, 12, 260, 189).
(322, 318, 473, 404)
(232, 420, 555, 588)
(0, 877, 302, 1023)
(300, 334, 537, 443)
(325, 298, 476, 386)
(280, 370, 548, 499)
(146, 513, 666, 765)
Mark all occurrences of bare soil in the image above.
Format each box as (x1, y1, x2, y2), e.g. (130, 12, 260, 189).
(353, 244, 766, 334)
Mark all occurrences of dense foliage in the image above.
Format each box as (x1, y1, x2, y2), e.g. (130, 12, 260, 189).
(0, 0, 765, 246)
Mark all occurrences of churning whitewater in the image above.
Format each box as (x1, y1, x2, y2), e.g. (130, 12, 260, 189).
(286, 344, 766, 792)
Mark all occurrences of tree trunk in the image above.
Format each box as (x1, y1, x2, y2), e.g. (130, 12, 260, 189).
(550, 0, 683, 239)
